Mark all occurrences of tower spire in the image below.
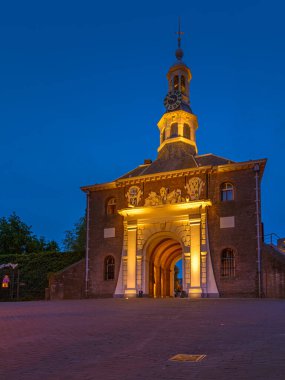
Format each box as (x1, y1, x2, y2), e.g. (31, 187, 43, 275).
(176, 17, 184, 48)
(158, 22, 198, 158)
(175, 17, 184, 61)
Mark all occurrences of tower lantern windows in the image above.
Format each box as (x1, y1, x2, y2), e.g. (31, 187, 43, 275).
(171, 74, 187, 95)
(183, 123, 190, 140)
(181, 75, 186, 94)
(173, 76, 179, 91)
(170, 123, 178, 138)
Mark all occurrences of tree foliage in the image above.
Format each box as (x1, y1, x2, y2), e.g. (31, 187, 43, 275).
(0, 213, 59, 254)
(63, 216, 86, 253)
(0, 250, 84, 300)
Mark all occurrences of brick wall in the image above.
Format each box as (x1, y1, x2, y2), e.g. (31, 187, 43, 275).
(88, 188, 125, 297)
(207, 169, 259, 297)
(48, 259, 85, 300)
(262, 244, 285, 298)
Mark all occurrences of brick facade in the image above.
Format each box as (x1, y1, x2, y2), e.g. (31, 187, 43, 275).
(82, 161, 266, 298)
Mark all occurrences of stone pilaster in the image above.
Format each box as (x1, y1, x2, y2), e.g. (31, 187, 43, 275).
(136, 256, 142, 292)
(124, 222, 137, 297)
(188, 217, 202, 298)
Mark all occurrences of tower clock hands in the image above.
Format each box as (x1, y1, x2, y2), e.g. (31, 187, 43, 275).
(164, 91, 182, 111)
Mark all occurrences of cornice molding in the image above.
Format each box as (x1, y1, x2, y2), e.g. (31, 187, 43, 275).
(81, 158, 267, 192)
(157, 136, 197, 153)
(81, 181, 116, 193)
(118, 200, 212, 221)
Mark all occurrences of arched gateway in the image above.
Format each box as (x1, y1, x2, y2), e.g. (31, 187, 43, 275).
(114, 201, 219, 298)
(145, 234, 183, 298)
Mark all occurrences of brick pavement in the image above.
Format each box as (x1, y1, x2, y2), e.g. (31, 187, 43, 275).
(0, 298, 285, 380)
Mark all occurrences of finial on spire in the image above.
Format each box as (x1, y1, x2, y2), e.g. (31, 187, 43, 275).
(176, 17, 184, 48)
(175, 17, 184, 61)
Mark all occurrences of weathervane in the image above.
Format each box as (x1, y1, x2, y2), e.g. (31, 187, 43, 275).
(175, 17, 184, 61)
(176, 17, 184, 49)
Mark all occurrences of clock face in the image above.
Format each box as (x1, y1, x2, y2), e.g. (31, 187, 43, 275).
(163, 91, 182, 111)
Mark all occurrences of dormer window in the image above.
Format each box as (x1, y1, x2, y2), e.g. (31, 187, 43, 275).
(221, 183, 234, 201)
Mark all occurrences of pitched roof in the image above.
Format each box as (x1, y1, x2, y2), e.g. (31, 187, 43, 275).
(117, 153, 234, 180)
(195, 153, 234, 167)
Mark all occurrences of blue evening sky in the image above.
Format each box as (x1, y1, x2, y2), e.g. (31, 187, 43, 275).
(0, 0, 284, 246)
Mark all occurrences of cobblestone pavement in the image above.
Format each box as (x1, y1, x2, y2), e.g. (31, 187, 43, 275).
(0, 298, 285, 380)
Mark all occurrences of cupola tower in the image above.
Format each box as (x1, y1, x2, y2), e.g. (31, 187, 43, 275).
(157, 21, 198, 159)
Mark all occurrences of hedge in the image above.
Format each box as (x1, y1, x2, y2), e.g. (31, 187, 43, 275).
(0, 251, 84, 301)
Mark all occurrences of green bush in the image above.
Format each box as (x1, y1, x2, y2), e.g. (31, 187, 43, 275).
(0, 251, 84, 301)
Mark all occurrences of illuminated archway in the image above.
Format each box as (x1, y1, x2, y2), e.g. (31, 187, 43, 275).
(144, 233, 183, 297)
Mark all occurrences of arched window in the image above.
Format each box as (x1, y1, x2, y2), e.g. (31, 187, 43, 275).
(161, 129, 165, 142)
(106, 197, 116, 215)
(104, 256, 115, 280)
(174, 76, 179, 91)
(221, 248, 235, 278)
(183, 123, 190, 139)
(170, 123, 178, 138)
(181, 75, 186, 94)
(220, 182, 234, 201)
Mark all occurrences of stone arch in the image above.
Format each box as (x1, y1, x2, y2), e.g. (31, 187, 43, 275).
(138, 221, 190, 252)
(142, 231, 185, 297)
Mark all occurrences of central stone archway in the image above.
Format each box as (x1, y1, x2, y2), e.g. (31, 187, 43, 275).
(144, 233, 183, 298)
(116, 201, 219, 298)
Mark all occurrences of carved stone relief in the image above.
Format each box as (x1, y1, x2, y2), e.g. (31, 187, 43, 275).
(185, 177, 204, 200)
(126, 186, 143, 207)
(144, 177, 205, 207)
(144, 187, 185, 206)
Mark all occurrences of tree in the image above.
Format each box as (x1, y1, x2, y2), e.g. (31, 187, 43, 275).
(63, 216, 86, 253)
(31, 236, 60, 253)
(0, 213, 59, 254)
(44, 240, 59, 252)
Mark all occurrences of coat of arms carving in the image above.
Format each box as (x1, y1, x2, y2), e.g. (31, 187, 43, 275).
(144, 187, 185, 206)
(185, 177, 204, 200)
(126, 186, 143, 207)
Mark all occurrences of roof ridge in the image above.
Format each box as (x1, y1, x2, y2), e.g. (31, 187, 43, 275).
(196, 153, 234, 162)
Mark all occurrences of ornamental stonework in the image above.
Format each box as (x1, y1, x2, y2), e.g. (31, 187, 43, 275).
(143, 177, 205, 207)
(185, 177, 204, 200)
(126, 186, 143, 207)
(136, 220, 191, 250)
(144, 187, 185, 206)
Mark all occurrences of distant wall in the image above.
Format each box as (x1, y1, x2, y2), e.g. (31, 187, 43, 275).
(262, 244, 285, 298)
(48, 259, 85, 300)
